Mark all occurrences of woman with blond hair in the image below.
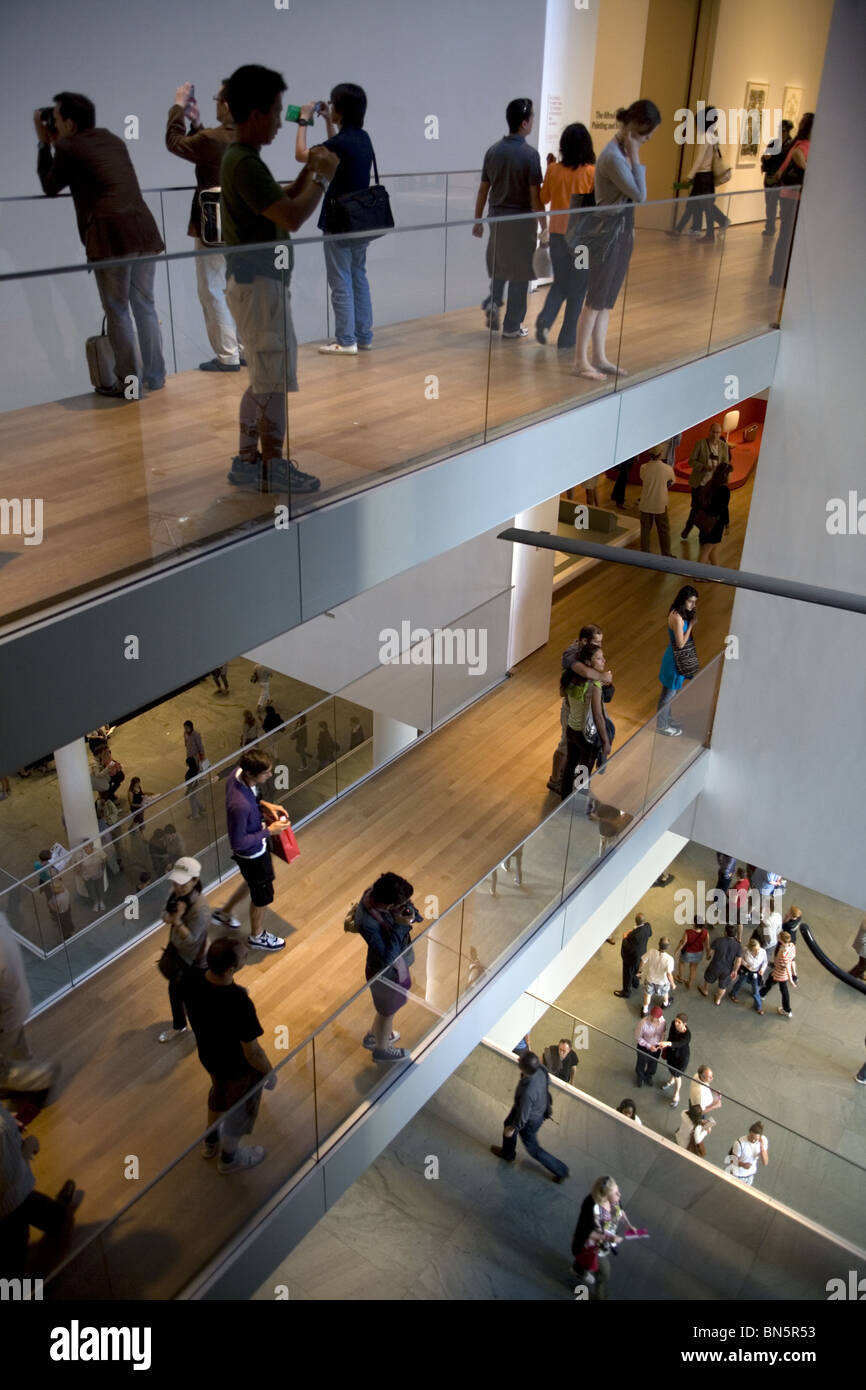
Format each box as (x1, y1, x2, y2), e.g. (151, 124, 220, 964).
(571, 1175, 640, 1299)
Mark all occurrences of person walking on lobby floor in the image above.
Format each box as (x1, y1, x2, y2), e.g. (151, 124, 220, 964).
(696, 460, 733, 566)
(166, 82, 243, 372)
(656, 585, 698, 736)
(220, 64, 338, 495)
(34, 92, 166, 398)
(182, 936, 276, 1174)
(615, 911, 652, 998)
(633, 1006, 671, 1088)
(183, 719, 208, 821)
(728, 935, 768, 1013)
(0, 1104, 82, 1277)
(698, 922, 743, 1004)
(351, 872, 420, 1062)
(760, 930, 797, 1018)
(689, 1065, 722, 1128)
(725, 1121, 769, 1186)
(535, 122, 595, 350)
(659, 1011, 691, 1108)
(675, 1102, 714, 1155)
(681, 420, 729, 540)
(491, 1050, 569, 1182)
(638, 444, 674, 555)
(473, 98, 544, 339)
(156, 856, 212, 1045)
(639, 936, 676, 1015)
(571, 1176, 642, 1298)
(218, 749, 286, 952)
(674, 917, 709, 990)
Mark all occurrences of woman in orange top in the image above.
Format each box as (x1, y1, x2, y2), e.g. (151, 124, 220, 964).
(536, 123, 595, 350)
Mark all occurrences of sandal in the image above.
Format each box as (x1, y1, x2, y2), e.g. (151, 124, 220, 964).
(697, 985, 709, 998)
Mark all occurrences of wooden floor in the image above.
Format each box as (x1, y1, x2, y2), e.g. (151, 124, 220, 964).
(18, 478, 752, 1296)
(0, 225, 778, 627)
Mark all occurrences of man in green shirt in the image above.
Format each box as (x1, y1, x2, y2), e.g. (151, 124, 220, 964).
(221, 65, 339, 494)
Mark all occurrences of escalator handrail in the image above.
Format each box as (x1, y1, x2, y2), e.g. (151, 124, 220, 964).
(800, 923, 866, 996)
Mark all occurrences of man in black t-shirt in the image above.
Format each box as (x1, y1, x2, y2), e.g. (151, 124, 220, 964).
(183, 936, 275, 1173)
(615, 913, 653, 998)
(543, 1039, 579, 1085)
(295, 83, 376, 354)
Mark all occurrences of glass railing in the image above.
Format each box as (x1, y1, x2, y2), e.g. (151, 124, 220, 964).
(0, 189, 787, 632)
(42, 658, 720, 1298)
(517, 993, 865, 1249)
(6, 587, 512, 1011)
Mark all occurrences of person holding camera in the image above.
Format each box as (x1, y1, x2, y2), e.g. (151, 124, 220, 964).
(181, 936, 276, 1174)
(156, 856, 212, 1045)
(352, 872, 420, 1062)
(295, 85, 376, 355)
(219, 65, 339, 496)
(165, 81, 242, 371)
(34, 92, 166, 398)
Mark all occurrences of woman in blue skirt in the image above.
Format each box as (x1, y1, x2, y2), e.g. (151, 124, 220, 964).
(657, 586, 698, 736)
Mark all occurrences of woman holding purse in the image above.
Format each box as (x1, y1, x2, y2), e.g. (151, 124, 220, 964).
(571, 1176, 641, 1299)
(656, 586, 698, 736)
(353, 872, 421, 1063)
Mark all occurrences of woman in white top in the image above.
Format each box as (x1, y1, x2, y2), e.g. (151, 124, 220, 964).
(725, 1122, 769, 1186)
(667, 106, 729, 242)
(728, 936, 768, 1013)
(676, 1103, 713, 1156)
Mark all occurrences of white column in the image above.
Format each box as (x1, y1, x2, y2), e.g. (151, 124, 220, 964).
(54, 739, 100, 848)
(507, 496, 560, 669)
(372, 712, 417, 770)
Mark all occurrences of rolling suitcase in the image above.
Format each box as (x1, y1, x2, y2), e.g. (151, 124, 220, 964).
(86, 317, 116, 391)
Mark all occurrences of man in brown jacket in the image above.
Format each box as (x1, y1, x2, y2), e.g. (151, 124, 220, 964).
(681, 419, 731, 539)
(35, 92, 165, 398)
(166, 81, 242, 372)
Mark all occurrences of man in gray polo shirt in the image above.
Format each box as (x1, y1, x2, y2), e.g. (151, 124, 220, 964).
(473, 98, 544, 338)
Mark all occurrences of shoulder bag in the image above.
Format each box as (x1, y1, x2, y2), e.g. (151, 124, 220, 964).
(157, 938, 185, 980)
(711, 147, 732, 186)
(565, 192, 627, 263)
(328, 149, 394, 237)
(673, 634, 699, 679)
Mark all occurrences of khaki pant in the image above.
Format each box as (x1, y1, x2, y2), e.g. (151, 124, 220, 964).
(639, 509, 671, 556)
(225, 274, 297, 394)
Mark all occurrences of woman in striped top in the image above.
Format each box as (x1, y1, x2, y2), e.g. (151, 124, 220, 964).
(759, 930, 797, 1018)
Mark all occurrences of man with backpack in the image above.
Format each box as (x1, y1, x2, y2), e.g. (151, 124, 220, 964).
(490, 1050, 569, 1182)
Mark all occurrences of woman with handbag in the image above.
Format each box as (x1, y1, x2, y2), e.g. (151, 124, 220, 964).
(573, 98, 661, 381)
(667, 107, 730, 243)
(156, 856, 211, 1044)
(696, 460, 733, 565)
(571, 1176, 640, 1299)
(560, 647, 610, 799)
(769, 112, 813, 289)
(535, 123, 595, 350)
(295, 84, 377, 354)
(353, 872, 420, 1063)
(676, 1103, 714, 1156)
(656, 585, 698, 736)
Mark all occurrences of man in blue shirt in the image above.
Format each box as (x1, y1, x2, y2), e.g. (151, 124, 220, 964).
(473, 98, 544, 338)
(295, 83, 376, 354)
(217, 749, 286, 951)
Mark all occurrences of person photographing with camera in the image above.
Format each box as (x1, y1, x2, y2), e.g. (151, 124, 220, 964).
(294, 84, 377, 355)
(219, 64, 339, 495)
(34, 92, 166, 398)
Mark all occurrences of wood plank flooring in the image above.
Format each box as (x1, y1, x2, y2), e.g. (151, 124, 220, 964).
(19, 480, 751, 1295)
(0, 225, 778, 627)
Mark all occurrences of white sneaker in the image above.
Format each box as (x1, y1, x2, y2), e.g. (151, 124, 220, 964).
(362, 1030, 400, 1050)
(157, 1027, 188, 1044)
(248, 931, 285, 952)
(211, 909, 243, 930)
(659, 726, 683, 737)
(855, 1075, 866, 1085)
(502, 327, 529, 339)
(318, 342, 358, 355)
(372, 1046, 410, 1062)
(777, 1007, 792, 1019)
(218, 1145, 265, 1174)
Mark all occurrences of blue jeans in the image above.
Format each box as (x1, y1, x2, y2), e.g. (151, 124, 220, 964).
(501, 1109, 568, 1177)
(730, 970, 764, 1010)
(488, 277, 528, 334)
(536, 233, 588, 349)
(323, 236, 373, 347)
(94, 256, 165, 388)
(656, 686, 678, 731)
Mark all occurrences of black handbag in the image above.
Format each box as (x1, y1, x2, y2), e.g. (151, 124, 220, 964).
(565, 193, 626, 262)
(673, 636, 699, 679)
(328, 150, 394, 237)
(157, 938, 184, 980)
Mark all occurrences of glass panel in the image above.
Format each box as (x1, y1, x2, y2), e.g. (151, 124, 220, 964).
(484, 207, 619, 444)
(644, 656, 721, 807)
(710, 189, 786, 350)
(430, 589, 511, 727)
(524, 997, 866, 1248)
(443, 172, 485, 312)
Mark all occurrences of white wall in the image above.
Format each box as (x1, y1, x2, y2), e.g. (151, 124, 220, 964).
(692, 0, 866, 910)
(709, 0, 833, 210)
(539, 0, 600, 160)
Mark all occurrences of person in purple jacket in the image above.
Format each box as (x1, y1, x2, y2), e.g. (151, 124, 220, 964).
(215, 749, 285, 951)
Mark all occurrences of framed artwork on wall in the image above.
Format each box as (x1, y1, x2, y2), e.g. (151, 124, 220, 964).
(783, 86, 803, 127)
(737, 80, 769, 166)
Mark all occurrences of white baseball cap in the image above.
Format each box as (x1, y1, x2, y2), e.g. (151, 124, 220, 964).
(167, 856, 202, 886)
